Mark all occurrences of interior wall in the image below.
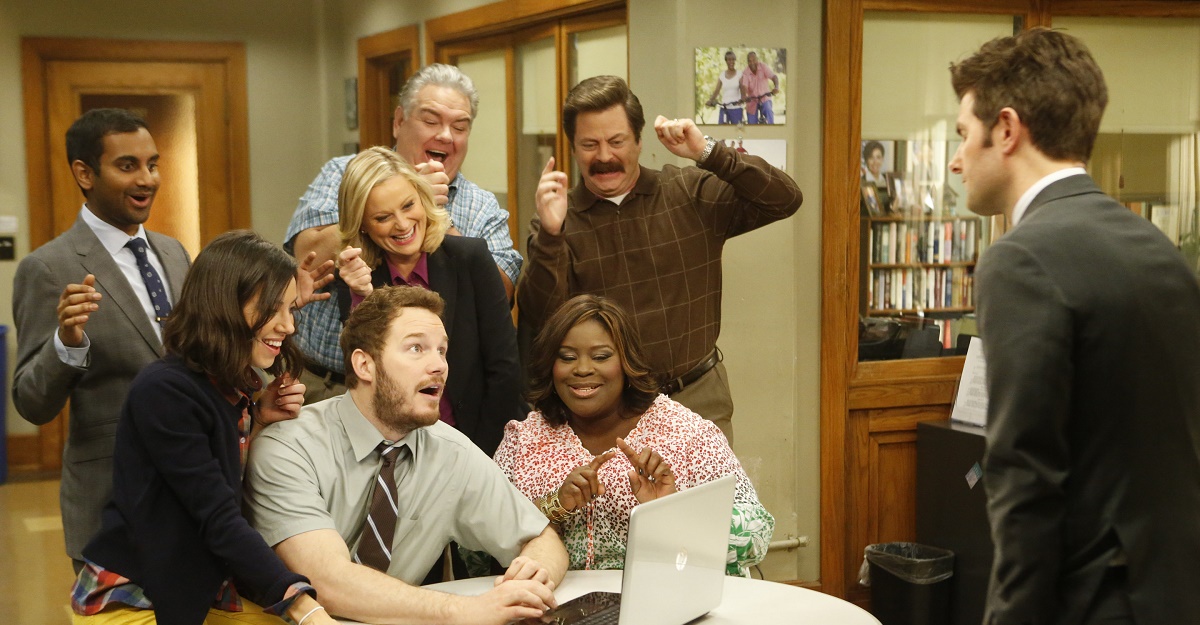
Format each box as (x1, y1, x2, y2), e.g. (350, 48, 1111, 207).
(0, 0, 328, 437)
(628, 0, 823, 582)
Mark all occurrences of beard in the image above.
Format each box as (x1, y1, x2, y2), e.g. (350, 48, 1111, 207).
(372, 366, 442, 435)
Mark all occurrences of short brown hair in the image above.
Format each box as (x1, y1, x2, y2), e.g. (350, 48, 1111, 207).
(562, 76, 645, 145)
(527, 295, 661, 427)
(164, 230, 302, 389)
(950, 27, 1107, 162)
(340, 285, 446, 389)
(338, 147, 451, 270)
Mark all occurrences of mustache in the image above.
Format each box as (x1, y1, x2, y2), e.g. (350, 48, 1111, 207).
(589, 162, 624, 176)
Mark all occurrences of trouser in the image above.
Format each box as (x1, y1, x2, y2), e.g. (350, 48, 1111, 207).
(719, 107, 744, 125)
(298, 366, 348, 405)
(746, 99, 774, 124)
(668, 361, 734, 443)
(74, 599, 282, 624)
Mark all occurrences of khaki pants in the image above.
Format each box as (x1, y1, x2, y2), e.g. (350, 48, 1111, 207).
(668, 360, 734, 443)
(298, 367, 348, 406)
(74, 599, 283, 624)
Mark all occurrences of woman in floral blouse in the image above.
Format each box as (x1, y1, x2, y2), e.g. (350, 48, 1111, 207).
(494, 294, 773, 576)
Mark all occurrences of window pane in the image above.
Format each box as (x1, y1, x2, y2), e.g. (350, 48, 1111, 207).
(1056, 17, 1200, 265)
(516, 37, 557, 258)
(457, 49, 509, 210)
(858, 12, 1013, 362)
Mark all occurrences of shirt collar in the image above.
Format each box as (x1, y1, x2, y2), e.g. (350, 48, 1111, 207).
(337, 393, 421, 464)
(385, 252, 430, 288)
(1010, 167, 1087, 227)
(80, 204, 150, 255)
(572, 166, 654, 212)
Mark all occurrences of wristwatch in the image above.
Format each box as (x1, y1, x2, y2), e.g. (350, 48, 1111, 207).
(699, 135, 718, 164)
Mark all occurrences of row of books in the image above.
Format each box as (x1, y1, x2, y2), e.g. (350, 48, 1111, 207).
(867, 266, 975, 312)
(866, 218, 978, 265)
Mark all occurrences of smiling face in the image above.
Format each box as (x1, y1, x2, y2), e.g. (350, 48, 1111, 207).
(370, 308, 448, 434)
(573, 105, 642, 199)
(393, 84, 472, 181)
(866, 146, 884, 177)
(949, 92, 1008, 218)
(76, 128, 160, 236)
(725, 52, 736, 71)
(242, 279, 298, 370)
(363, 175, 427, 267)
(553, 319, 626, 424)
(747, 52, 759, 72)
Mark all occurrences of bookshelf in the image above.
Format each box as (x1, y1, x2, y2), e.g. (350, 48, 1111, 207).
(864, 215, 980, 315)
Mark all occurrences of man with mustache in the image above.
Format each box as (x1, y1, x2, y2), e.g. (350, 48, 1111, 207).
(12, 108, 191, 572)
(519, 76, 803, 442)
(285, 63, 522, 406)
(245, 286, 566, 625)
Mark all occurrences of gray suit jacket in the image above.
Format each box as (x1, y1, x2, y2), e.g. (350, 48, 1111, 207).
(12, 217, 190, 560)
(977, 175, 1200, 625)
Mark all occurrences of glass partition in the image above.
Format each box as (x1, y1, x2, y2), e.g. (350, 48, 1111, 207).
(1057, 16, 1200, 274)
(857, 12, 1015, 362)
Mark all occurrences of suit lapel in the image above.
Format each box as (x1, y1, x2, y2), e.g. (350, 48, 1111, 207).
(69, 220, 164, 354)
(427, 248, 457, 340)
(147, 232, 189, 301)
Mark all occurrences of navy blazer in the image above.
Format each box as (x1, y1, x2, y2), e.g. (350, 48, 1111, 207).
(336, 235, 521, 454)
(83, 356, 309, 625)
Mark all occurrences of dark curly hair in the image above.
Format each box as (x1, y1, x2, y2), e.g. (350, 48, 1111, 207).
(527, 295, 662, 426)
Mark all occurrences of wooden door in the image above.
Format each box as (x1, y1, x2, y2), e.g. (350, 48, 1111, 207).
(18, 37, 250, 473)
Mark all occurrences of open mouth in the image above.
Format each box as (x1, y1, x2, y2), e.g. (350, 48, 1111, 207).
(418, 383, 443, 399)
(259, 338, 282, 355)
(391, 225, 418, 245)
(426, 149, 448, 163)
(568, 384, 601, 398)
(128, 190, 155, 208)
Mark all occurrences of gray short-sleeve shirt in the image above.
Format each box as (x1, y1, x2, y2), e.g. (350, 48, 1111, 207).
(244, 394, 548, 584)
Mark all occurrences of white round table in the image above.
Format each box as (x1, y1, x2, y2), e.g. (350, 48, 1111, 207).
(420, 570, 881, 624)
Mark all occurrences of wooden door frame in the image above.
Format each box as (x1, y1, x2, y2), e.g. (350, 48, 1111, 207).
(19, 36, 250, 471)
(358, 25, 420, 150)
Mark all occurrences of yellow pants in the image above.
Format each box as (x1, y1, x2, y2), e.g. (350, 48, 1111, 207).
(74, 599, 285, 624)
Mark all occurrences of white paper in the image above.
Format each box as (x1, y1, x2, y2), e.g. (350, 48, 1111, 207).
(951, 336, 989, 427)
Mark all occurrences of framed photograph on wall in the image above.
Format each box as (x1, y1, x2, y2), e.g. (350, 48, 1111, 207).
(694, 46, 787, 126)
(860, 139, 894, 187)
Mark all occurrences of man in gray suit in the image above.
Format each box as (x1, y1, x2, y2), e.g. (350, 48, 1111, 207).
(949, 29, 1200, 625)
(13, 108, 190, 571)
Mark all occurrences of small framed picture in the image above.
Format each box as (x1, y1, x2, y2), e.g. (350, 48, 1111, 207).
(884, 172, 905, 213)
(861, 183, 882, 217)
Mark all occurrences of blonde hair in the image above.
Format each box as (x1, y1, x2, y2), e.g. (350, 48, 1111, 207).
(338, 146, 451, 269)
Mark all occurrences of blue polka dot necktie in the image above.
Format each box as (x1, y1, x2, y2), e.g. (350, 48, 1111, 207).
(125, 238, 172, 324)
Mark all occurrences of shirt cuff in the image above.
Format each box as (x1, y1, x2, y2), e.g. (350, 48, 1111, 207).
(263, 582, 317, 621)
(54, 331, 91, 368)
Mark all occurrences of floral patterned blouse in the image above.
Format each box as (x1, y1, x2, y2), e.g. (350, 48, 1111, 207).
(493, 395, 774, 577)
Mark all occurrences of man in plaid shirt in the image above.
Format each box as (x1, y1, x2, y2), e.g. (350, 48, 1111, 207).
(285, 64, 521, 405)
(520, 76, 802, 443)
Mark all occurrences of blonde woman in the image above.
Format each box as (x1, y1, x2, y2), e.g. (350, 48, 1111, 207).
(334, 146, 520, 457)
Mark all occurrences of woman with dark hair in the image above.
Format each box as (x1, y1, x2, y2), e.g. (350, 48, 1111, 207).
(334, 146, 519, 456)
(70, 231, 337, 625)
(493, 294, 773, 577)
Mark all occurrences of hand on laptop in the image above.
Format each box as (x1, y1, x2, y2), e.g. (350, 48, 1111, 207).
(458, 579, 558, 625)
(617, 438, 678, 503)
(498, 555, 557, 590)
(558, 450, 616, 511)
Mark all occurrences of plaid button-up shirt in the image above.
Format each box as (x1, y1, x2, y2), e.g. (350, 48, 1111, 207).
(518, 142, 802, 379)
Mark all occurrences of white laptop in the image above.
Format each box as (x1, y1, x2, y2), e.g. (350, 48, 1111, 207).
(522, 474, 737, 625)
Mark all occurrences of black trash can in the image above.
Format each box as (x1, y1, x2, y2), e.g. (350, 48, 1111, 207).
(861, 542, 954, 625)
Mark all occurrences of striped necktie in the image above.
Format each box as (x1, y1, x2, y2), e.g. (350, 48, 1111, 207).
(354, 442, 408, 572)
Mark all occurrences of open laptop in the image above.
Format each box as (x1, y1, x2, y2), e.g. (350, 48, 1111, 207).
(522, 473, 737, 625)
